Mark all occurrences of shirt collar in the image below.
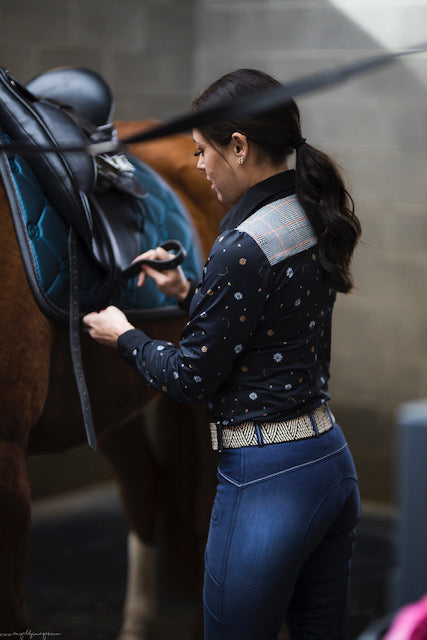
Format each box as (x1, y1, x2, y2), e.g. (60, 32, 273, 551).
(219, 170, 296, 232)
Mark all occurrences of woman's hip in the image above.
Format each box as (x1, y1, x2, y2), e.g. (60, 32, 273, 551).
(216, 421, 357, 489)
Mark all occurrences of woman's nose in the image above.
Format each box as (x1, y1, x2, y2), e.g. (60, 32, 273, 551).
(196, 155, 205, 171)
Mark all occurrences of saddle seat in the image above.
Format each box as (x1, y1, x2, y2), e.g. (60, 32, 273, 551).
(26, 66, 115, 128)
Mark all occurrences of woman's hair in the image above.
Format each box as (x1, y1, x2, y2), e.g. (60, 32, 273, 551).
(191, 69, 361, 294)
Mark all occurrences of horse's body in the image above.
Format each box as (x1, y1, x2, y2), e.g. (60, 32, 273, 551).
(0, 121, 226, 635)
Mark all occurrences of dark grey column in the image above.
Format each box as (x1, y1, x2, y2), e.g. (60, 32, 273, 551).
(393, 399, 427, 608)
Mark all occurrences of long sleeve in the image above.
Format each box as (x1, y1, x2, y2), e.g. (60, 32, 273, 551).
(118, 229, 272, 403)
(177, 278, 198, 312)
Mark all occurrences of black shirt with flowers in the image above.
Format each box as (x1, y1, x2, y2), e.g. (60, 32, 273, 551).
(118, 170, 336, 426)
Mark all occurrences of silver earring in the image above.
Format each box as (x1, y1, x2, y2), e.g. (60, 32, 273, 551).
(238, 156, 244, 165)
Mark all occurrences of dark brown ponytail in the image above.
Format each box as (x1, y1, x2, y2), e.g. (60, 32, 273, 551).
(294, 142, 360, 293)
(191, 68, 361, 293)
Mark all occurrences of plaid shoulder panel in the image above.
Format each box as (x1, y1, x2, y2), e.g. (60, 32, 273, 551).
(237, 195, 317, 265)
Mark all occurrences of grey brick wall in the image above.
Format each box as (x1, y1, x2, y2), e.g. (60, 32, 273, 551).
(0, 0, 196, 119)
(193, 0, 427, 502)
(1, 0, 426, 503)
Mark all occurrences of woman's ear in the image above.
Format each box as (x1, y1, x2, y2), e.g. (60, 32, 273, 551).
(231, 132, 248, 154)
(231, 132, 249, 163)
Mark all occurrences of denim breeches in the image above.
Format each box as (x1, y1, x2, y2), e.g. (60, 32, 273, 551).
(203, 423, 360, 640)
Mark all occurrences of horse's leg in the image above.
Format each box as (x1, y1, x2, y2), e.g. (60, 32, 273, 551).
(0, 443, 30, 630)
(119, 532, 158, 640)
(98, 411, 161, 640)
(0, 183, 53, 630)
(100, 395, 216, 640)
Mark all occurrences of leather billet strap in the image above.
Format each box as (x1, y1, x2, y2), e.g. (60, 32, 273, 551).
(67, 234, 186, 450)
(68, 226, 97, 451)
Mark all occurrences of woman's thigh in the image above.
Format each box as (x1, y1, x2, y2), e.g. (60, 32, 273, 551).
(203, 428, 360, 640)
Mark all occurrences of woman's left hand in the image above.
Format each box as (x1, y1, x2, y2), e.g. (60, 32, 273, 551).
(83, 306, 135, 348)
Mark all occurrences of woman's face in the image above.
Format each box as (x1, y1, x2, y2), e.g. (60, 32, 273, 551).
(192, 130, 247, 205)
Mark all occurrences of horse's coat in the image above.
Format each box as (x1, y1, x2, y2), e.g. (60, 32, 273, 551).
(0, 122, 226, 635)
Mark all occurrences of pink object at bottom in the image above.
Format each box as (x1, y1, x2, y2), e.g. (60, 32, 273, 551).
(384, 594, 427, 640)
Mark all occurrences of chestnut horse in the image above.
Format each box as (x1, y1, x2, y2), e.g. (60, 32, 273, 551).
(0, 121, 226, 637)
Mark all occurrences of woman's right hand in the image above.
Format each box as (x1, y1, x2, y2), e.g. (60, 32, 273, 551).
(133, 246, 191, 302)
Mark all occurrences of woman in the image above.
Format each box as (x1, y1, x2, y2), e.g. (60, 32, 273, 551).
(84, 68, 362, 640)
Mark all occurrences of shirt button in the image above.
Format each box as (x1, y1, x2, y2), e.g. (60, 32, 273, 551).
(132, 349, 138, 356)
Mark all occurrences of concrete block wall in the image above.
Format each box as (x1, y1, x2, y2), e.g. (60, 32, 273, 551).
(0, 0, 196, 119)
(0, 0, 426, 503)
(193, 0, 427, 502)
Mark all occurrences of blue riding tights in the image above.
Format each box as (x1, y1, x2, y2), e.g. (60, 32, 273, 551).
(203, 423, 360, 640)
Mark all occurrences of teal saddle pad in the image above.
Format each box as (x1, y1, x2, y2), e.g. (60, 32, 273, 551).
(0, 131, 202, 321)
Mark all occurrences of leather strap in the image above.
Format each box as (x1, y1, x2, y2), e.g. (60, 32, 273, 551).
(114, 45, 426, 149)
(68, 226, 97, 451)
(121, 239, 187, 278)
(66, 231, 185, 449)
(1, 46, 424, 157)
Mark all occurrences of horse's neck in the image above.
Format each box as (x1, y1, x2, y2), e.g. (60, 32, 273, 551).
(116, 120, 227, 259)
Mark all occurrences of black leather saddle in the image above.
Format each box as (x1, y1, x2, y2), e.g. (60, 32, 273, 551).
(0, 66, 185, 282)
(0, 66, 186, 450)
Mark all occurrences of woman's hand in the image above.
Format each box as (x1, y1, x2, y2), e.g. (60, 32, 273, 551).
(83, 306, 135, 348)
(133, 246, 191, 301)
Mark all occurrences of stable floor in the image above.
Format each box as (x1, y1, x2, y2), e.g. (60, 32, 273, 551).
(26, 483, 396, 640)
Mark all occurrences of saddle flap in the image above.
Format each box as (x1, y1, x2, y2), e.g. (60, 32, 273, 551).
(0, 67, 97, 249)
(34, 100, 95, 194)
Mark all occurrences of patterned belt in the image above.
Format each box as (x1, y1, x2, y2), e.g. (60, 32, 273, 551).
(209, 404, 334, 451)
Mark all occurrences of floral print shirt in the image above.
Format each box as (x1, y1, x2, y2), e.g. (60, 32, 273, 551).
(118, 171, 336, 426)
